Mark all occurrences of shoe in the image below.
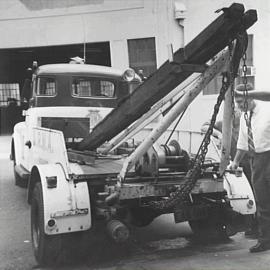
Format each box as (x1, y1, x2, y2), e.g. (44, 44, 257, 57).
(249, 242, 270, 253)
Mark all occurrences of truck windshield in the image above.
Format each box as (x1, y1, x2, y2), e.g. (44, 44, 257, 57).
(72, 77, 115, 98)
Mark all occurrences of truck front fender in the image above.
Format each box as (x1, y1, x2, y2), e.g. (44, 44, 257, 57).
(12, 122, 26, 165)
(28, 163, 91, 235)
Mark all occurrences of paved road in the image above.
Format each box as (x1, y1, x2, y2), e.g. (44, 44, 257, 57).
(1, 135, 270, 270)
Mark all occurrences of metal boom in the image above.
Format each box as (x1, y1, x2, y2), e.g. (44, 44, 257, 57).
(78, 3, 257, 151)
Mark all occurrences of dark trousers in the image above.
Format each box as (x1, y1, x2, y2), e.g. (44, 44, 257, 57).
(242, 156, 258, 230)
(251, 151, 270, 243)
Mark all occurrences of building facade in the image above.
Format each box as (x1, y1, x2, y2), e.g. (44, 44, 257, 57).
(0, 0, 267, 134)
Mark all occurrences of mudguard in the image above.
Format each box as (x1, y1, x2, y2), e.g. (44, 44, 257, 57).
(31, 163, 91, 235)
(12, 122, 26, 166)
(223, 171, 256, 215)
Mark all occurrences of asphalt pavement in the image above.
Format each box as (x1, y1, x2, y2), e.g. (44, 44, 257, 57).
(1, 135, 270, 270)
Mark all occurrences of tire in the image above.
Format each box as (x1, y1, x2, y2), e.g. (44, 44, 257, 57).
(31, 182, 62, 265)
(189, 218, 230, 242)
(31, 182, 91, 265)
(128, 207, 158, 227)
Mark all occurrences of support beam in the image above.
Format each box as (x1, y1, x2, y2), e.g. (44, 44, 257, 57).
(78, 4, 257, 151)
(219, 32, 246, 174)
(119, 49, 230, 180)
(103, 74, 199, 154)
(219, 84, 234, 175)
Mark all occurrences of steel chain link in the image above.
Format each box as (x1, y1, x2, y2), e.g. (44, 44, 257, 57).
(242, 53, 250, 125)
(228, 41, 235, 119)
(146, 28, 249, 212)
(147, 47, 234, 212)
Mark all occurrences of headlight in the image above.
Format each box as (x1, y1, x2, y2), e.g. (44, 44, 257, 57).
(122, 68, 135, 82)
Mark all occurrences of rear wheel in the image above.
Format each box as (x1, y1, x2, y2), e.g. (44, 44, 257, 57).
(189, 218, 230, 242)
(188, 205, 236, 242)
(31, 182, 92, 265)
(31, 182, 62, 265)
(128, 207, 158, 227)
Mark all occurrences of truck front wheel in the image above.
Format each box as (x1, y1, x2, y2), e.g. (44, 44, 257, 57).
(31, 182, 62, 265)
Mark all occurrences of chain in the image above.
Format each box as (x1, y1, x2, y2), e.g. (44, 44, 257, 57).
(147, 70, 231, 212)
(242, 52, 250, 125)
(228, 41, 235, 120)
(145, 32, 248, 212)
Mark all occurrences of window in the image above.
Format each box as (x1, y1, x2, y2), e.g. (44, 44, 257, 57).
(128, 37, 157, 77)
(203, 34, 254, 95)
(72, 77, 115, 98)
(0, 83, 20, 107)
(37, 77, 56, 96)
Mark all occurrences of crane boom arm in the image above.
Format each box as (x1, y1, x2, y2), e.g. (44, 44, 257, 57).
(78, 3, 257, 151)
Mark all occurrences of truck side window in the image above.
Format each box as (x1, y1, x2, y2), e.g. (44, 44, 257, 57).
(36, 77, 56, 96)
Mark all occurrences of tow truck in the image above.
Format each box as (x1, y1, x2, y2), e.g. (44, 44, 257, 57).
(10, 3, 257, 265)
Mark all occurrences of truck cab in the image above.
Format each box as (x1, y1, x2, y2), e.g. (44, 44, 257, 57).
(11, 61, 256, 267)
(11, 63, 141, 185)
(9, 4, 258, 265)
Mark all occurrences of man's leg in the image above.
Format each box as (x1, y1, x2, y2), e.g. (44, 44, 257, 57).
(250, 151, 270, 252)
(242, 157, 258, 237)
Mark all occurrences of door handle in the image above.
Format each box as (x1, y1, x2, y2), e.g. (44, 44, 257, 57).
(25, 140, 32, 149)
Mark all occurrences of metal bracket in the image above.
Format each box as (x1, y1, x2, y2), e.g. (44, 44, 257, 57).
(50, 208, 89, 218)
(170, 63, 209, 74)
(167, 43, 208, 74)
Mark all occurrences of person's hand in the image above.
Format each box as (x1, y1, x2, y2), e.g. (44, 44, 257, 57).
(210, 129, 222, 141)
(216, 132, 222, 141)
(235, 90, 252, 99)
(234, 90, 243, 98)
(212, 136, 222, 150)
(227, 160, 239, 171)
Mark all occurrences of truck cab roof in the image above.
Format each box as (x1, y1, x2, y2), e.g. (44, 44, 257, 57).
(36, 64, 133, 78)
(28, 63, 141, 108)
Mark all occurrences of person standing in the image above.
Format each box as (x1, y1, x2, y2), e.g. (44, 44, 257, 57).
(230, 84, 270, 252)
(201, 102, 256, 237)
(201, 107, 242, 161)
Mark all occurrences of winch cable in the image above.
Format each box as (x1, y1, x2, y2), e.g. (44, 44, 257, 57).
(164, 107, 187, 146)
(163, 76, 201, 145)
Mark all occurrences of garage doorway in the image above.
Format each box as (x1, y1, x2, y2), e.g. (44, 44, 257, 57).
(0, 42, 111, 134)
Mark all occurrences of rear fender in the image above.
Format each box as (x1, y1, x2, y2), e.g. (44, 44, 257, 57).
(223, 172, 256, 215)
(28, 163, 91, 235)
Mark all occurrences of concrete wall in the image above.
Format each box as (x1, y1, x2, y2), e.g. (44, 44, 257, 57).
(0, 0, 183, 70)
(0, 0, 268, 134)
(178, 0, 270, 132)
